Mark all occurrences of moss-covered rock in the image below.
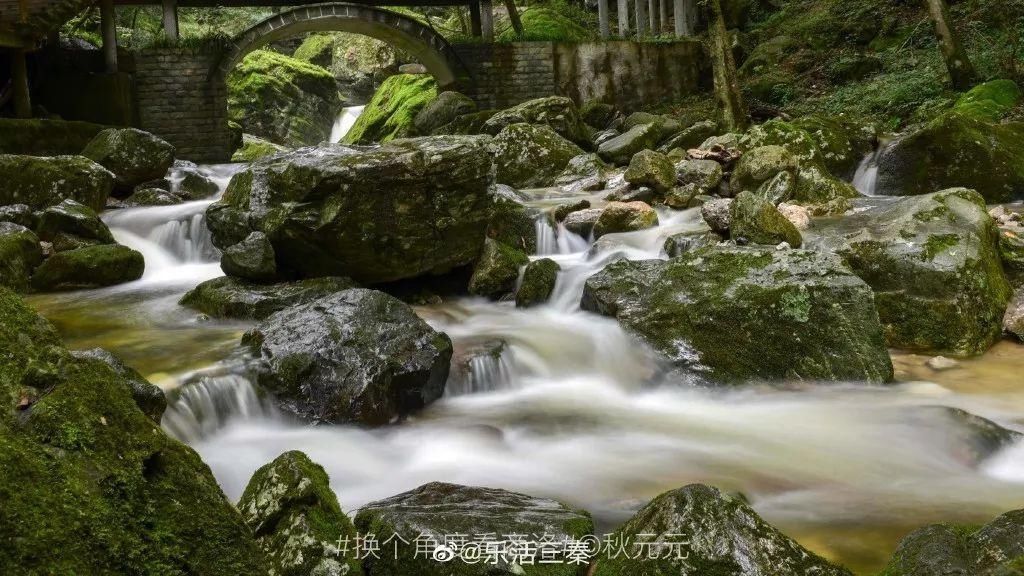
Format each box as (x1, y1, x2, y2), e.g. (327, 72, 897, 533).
(244, 288, 452, 424)
(0, 155, 113, 212)
(496, 5, 593, 42)
(344, 73, 437, 144)
(210, 136, 493, 285)
(580, 100, 617, 130)
(555, 153, 613, 193)
(229, 49, 343, 147)
(354, 482, 594, 576)
(292, 33, 335, 68)
(220, 231, 277, 282)
(468, 238, 529, 298)
(731, 191, 803, 247)
(593, 484, 852, 576)
(593, 201, 659, 238)
(581, 245, 894, 383)
(879, 508, 1024, 576)
(170, 161, 220, 200)
(124, 187, 183, 207)
(731, 144, 799, 196)
(789, 114, 876, 178)
(624, 149, 675, 193)
(31, 244, 144, 291)
(486, 184, 538, 253)
(413, 90, 477, 136)
(431, 109, 497, 136)
(0, 204, 36, 228)
(483, 95, 591, 146)
(664, 230, 722, 257)
(598, 123, 662, 166)
(1007, 287, 1024, 341)
(36, 199, 114, 244)
(809, 189, 1012, 356)
(562, 207, 603, 237)
(659, 120, 722, 154)
(69, 348, 166, 423)
(232, 134, 289, 163)
(1001, 224, 1024, 286)
(238, 450, 360, 576)
(81, 128, 175, 193)
(0, 118, 106, 156)
(516, 258, 559, 308)
(0, 222, 43, 292)
(953, 79, 1023, 122)
(492, 123, 583, 188)
(676, 159, 724, 195)
(181, 276, 357, 320)
(0, 287, 269, 575)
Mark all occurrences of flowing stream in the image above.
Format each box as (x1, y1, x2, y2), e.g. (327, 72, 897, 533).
(26, 171, 1024, 574)
(330, 105, 366, 143)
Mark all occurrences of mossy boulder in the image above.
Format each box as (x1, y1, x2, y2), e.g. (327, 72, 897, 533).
(789, 115, 876, 178)
(0, 204, 36, 228)
(876, 111, 1024, 203)
(555, 153, 612, 193)
(1006, 287, 1024, 341)
(0, 118, 106, 156)
(0, 222, 43, 292)
(592, 484, 852, 576)
(125, 187, 182, 207)
(180, 276, 357, 320)
(879, 508, 1024, 576)
(486, 184, 538, 253)
(492, 123, 583, 188)
(70, 348, 166, 423)
(581, 245, 894, 383)
(81, 128, 175, 193)
(220, 231, 277, 282)
(354, 482, 594, 576)
(36, 199, 114, 245)
(243, 288, 452, 425)
(593, 201, 659, 238)
(1001, 225, 1024, 286)
(414, 90, 477, 136)
(483, 95, 590, 146)
(676, 159, 724, 195)
(659, 120, 722, 153)
(953, 79, 1022, 122)
(731, 191, 803, 247)
(730, 145, 799, 196)
(580, 100, 616, 129)
(562, 207, 603, 237)
(292, 33, 335, 68)
(664, 230, 722, 257)
(431, 109, 497, 136)
(170, 161, 220, 200)
(209, 136, 493, 285)
(238, 450, 360, 576)
(229, 50, 342, 147)
(598, 123, 662, 165)
(809, 189, 1012, 356)
(31, 244, 144, 291)
(0, 287, 269, 574)
(232, 134, 289, 163)
(468, 238, 529, 298)
(344, 73, 437, 144)
(0, 155, 113, 212)
(624, 149, 675, 193)
(516, 258, 559, 308)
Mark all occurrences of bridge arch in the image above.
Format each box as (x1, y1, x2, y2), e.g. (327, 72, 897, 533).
(218, 3, 465, 88)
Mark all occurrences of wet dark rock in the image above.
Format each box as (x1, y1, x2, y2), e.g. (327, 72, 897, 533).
(70, 348, 166, 422)
(659, 120, 721, 154)
(125, 187, 184, 207)
(355, 482, 593, 576)
(0, 222, 43, 292)
(482, 96, 591, 146)
(664, 230, 722, 258)
(238, 451, 361, 576)
(468, 239, 529, 299)
(171, 161, 220, 200)
(0, 204, 36, 228)
(809, 189, 1011, 356)
(580, 100, 617, 130)
(562, 208, 603, 237)
(730, 191, 803, 247)
(220, 231, 277, 282)
(208, 136, 493, 285)
(31, 244, 144, 291)
(598, 123, 662, 165)
(0, 154, 113, 212)
(553, 198, 592, 222)
(582, 245, 894, 383)
(243, 288, 452, 425)
(414, 90, 477, 136)
(36, 199, 114, 245)
(486, 185, 538, 253)
(516, 258, 560, 308)
(554, 153, 611, 193)
(593, 484, 852, 576)
(181, 276, 357, 320)
(81, 128, 175, 193)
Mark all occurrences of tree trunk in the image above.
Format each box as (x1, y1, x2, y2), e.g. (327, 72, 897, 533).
(706, 0, 748, 131)
(924, 0, 978, 90)
(504, 0, 523, 35)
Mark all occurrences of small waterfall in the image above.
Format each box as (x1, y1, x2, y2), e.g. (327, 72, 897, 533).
(162, 371, 276, 443)
(330, 105, 366, 143)
(447, 342, 518, 396)
(853, 140, 895, 196)
(535, 217, 590, 256)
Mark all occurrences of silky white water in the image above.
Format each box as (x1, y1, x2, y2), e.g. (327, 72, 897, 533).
(330, 105, 366, 143)
(25, 178, 1024, 573)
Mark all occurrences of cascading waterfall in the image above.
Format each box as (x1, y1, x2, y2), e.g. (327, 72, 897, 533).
(853, 140, 895, 196)
(330, 105, 366, 143)
(162, 369, 275, 444)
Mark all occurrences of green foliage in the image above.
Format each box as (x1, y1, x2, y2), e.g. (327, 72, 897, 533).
(497, 1, 596, 42)
(343, 74, 438, 144)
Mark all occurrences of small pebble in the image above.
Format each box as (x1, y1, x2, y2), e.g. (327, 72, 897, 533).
(926, 356, 960, 371)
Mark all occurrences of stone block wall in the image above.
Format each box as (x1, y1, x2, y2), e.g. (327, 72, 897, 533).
(454, 40, 708, 111)
(134, 47, 233, 163)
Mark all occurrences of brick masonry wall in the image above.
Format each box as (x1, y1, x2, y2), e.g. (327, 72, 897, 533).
(134, 48, 233, 163)
(454, 40, 708, 111)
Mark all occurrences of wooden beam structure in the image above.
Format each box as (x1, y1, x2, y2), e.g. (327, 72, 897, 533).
(100, 0, 117, 72)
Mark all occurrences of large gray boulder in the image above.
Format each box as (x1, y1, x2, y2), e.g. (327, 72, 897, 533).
(31, 244, 144, 291)
(414, 90, 477, 135)
(220, 231, 277, 282)
(593, 201, 659, 238)
(238, 451, 360, 576)
(809, 189, 1011, 356)
(598, 123, 662, 165)
(208, 136, 494, 285)
(492, 123, 583, 188)
(354, 482, 593, 576)
(81, 128, 175, 192)
(482, 95, 591, 146)
(593, 484, 852, 576)
(582, 245, 893, 383)
(180, 276, 357, 320)
(243, 288, 452, 425)
(0, 155, 113, 212)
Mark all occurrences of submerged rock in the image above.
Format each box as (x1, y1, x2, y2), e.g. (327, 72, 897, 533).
(593, 201, 659, 238)
(881, 507, 1024, 576)
(582, 245, 893, 383)
(492, 123, 583, 188)
(238, 451, 361, 576)
(243, 288, 452, 425)
(181, 276, 357, 320)
(31, 244, 144, 291)
(810, 189, 1011, 356)
(516, 258, 560, 308)
(0, 154, 113, 212)
(593, 484, 852, 576)
(730, 191, 803, 247)
(81, 128, 175, 193)
(354, 482, 593, 576)
(0, 222, 43, 292)
(208, 136, 493, 285)
(468, 239, 529, 299)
